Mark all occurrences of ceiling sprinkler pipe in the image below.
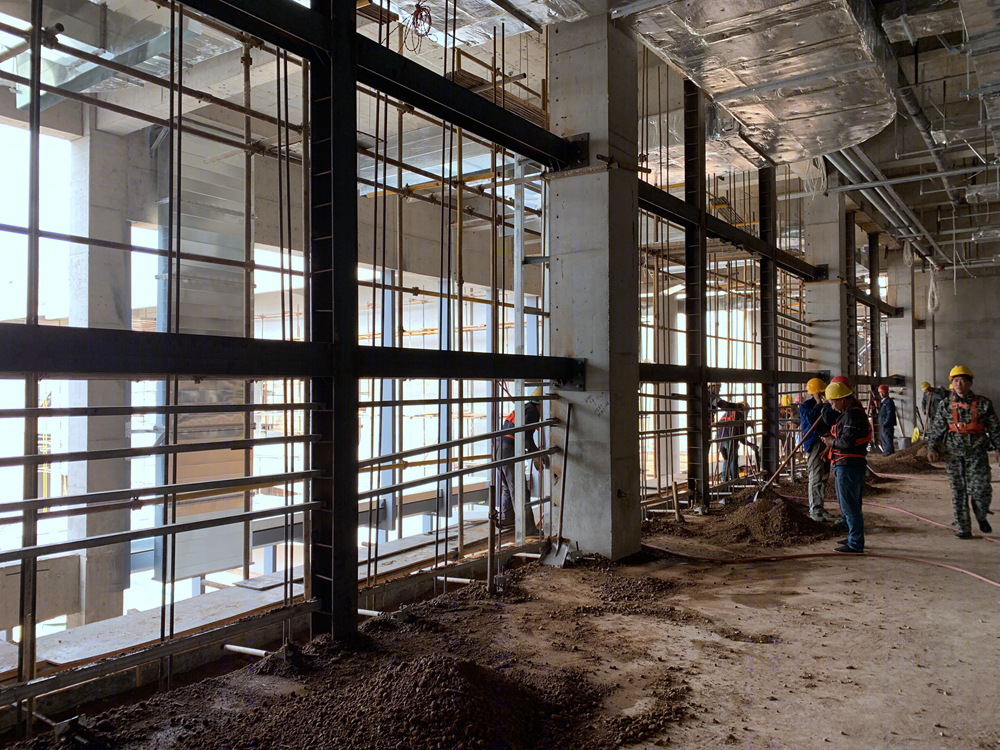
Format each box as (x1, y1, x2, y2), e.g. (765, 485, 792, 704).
(826, 151, 937, 265)
(826, 152, 933, 262)
(893, 64, 965, 207)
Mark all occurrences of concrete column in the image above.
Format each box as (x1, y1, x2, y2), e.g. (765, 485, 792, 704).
(802, 187, 846, 378)
(67, 125, 131, 625)
(548, 16, 640, 560)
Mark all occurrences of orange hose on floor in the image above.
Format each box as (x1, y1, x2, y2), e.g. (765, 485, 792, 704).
(771, 490, 1000, 547)
(640, 542, 1000, 589)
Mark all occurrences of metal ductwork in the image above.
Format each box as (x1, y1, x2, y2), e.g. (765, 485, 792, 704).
(881, 0, 962, 44)
(961, 0, 1000, 159)
(390, 0, 586, 45)
(612, 0, 897, 166)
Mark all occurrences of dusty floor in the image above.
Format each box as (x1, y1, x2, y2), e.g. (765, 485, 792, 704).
(9, 463, 1000, 750)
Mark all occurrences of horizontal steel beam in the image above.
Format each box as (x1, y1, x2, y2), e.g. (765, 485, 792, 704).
(357, 347, 586, 386)
(846, 287, 903, 317)
(637, 181, 822, 281)
(639, 363, 827, 384)
(0, 601, 317, 707)
(0, 323, 333, 379)
(354, 36, 576, 170)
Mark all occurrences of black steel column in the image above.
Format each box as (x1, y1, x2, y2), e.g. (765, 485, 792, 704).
(842, 211, 857, 381)
(683, 80, 709, 511)
(868, 232, 881, 384)
(310, 0, 358, 639)
(758, 166, 779, 475)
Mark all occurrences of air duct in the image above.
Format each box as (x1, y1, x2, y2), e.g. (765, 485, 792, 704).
(612, 0, 897, 166)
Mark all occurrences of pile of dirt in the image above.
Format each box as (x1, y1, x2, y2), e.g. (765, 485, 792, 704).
(701, 496, 834, 547)
(312, 654, 542, 750)
(869, 441, 940, 474)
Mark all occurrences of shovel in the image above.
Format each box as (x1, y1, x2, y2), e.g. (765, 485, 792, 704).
(541, 403, 573, 567)
(752, 418, 822, 502)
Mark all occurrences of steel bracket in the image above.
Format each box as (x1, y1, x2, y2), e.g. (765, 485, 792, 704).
(814, 263, 830, 281)
(553, 358, 587, 391)
(563, 133, 589, 170)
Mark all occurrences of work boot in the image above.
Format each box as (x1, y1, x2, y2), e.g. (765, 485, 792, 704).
(813, 509, 833, 521)
(834, 544, 863, 554)
(837, 538, 849, 546)
(830, 521, 848, 532)
(979, 518, 992, 534)
(955, 531, 973, 539)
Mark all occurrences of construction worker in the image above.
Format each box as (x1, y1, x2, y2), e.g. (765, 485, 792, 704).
(819, 381, 872, 553)
(708, 383, 749, 485)
(719, 402, 758, 481)
(920, 381, 947, 425)
(497, 388, 545, 534)
(799, 378, 833, 521)
(926, 366, 1000, 539)
(877, 385, 897, 456)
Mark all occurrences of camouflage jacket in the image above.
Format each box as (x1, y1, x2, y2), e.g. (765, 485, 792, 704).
(927, 391, 1000, 456)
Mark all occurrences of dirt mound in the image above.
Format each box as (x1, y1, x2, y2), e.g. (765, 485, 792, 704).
(703, 496, 833, 547)
(336, 654, 541, 749)
(869, 441, 940, 474)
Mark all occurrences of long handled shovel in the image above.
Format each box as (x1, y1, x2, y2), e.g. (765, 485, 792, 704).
(752, 419, 822, 502)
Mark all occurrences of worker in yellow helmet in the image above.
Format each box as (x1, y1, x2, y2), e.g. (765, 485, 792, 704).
(926, 366, 1000, 538)
(497, 386, 545, 535)
(820, 381, 872, 553)
(920, 380, 947, 425)
(799, 377, 833, 521)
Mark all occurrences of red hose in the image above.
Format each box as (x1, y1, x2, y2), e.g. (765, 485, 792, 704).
(641, 542, 1000, 589)
(772, 491, 1000, 547)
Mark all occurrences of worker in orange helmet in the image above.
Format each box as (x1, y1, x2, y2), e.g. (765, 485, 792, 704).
(927, 366, 1000, 538)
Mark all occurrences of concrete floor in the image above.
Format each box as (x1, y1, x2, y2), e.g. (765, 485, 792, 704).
(630, 470, 1000, 748)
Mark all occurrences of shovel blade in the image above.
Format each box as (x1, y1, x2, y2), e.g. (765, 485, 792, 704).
(540, 539, 572, 567)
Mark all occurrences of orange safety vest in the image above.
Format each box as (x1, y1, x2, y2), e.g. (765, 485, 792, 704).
(828, 404, 872, 465)
(948, 396, 985, 434)
(502, 410, 516, 439)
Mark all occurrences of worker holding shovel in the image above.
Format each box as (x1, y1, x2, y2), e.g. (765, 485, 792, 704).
(800, 378, 834, 522)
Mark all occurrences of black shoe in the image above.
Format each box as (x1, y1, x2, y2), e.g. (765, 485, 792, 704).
(956, 531, 973, 539)
(834, 544, 864, 554)
(830, 521, 849, 532)
(837, 538, 849, 546)
(979, 519, 992, 534)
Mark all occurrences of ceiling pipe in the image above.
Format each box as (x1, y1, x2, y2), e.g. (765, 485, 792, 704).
(845, 145, 949, 261)
(892, 61, 966, 206)
(825, 151, 936, 264)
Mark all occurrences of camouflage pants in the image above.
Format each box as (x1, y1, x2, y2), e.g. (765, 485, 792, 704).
(946, 450, 992, 533)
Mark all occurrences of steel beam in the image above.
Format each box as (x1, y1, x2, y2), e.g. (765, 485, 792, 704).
(308, 0, 359, 641)
(0, 323, 332, 379)
(684, 80, 709, 513)
(846, 286, 902, 318)
(868, 232, 882, 385)
(639, 364, 825, 384)
(759, 165, 779, 474)
(844, 210, 859, 381)
(636, 181, 822, 281)
(356, 347, 585, 385)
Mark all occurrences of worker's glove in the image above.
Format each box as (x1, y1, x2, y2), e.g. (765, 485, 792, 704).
(533, 455, 550, 471)
(927, 449, 940, 463)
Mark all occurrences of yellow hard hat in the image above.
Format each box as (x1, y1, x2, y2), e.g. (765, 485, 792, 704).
(806, 377, 826, 395)
(949, 365, 973, 381)
(780, 394, 793, 407)
(825, 382, 853, 400)
(919, 381, 931, 391)
(529, 387, 543, 401)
